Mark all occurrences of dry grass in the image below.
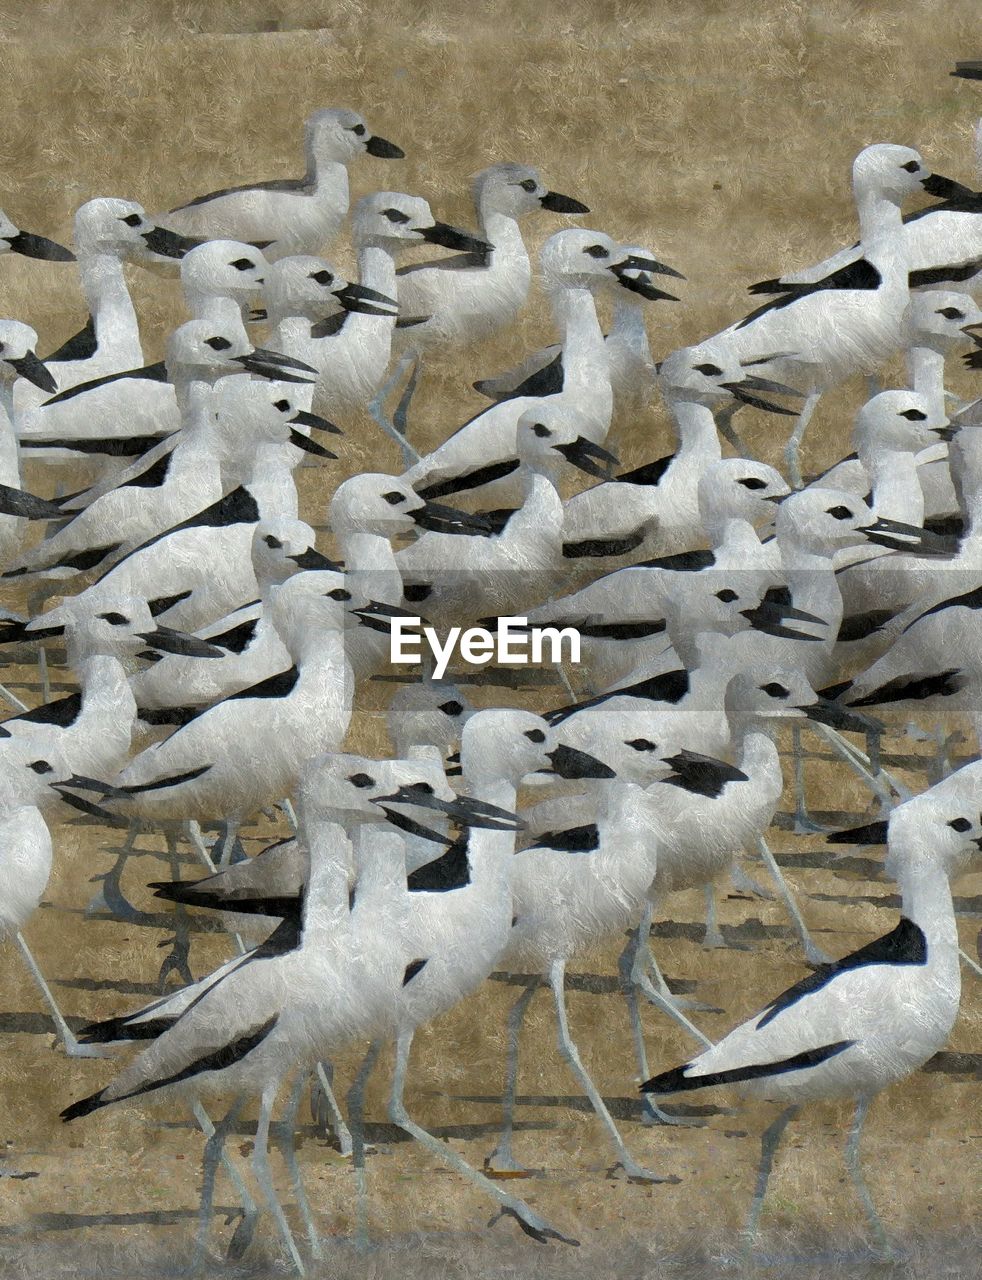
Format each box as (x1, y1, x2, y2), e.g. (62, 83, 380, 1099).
(0, 2, 979, 1277)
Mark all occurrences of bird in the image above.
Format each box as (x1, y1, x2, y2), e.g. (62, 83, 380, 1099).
(154, 108, 405, 259)
(640, 785, 982, 1262)
(0, 323, 58, 567)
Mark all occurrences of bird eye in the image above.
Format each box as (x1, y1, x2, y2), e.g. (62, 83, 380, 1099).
(351, 124, 367, 136)
(98, 611, 129, 625)
(898, 409, 928, 421)
(382, 490, 406, 505)
(900, 160, 921, 173)
(310, 269, 334, 285)
(531, 423, 550, 438)
(230, 257, 255, 271)
(627, 738, 658, 751)
(205, 336, 233, 351)
(584, 244, 609, 258)
(438, 700, 464, 716)
(827, 505, 853, 520)
(524, 728, 546, 743)
(518, 178, 538, 192)
(404, 781, 434, 794)
(738, 476, 768, 490)
(0, 343, 5, 354)
(264, 535, 283, 550)
(29, 759, 53, 774)
(760, 682, 789, 698)
(328, 588, 352, 601)
(273, 399, 290, 413)
(349, 772, 375, 788)
(121, 213, 143, 227)
(383, 208, 411, 224)
(948, 816, 972, 832)
(937, 307, 965, 320)
(715, 589, 739, 603)
(695, 362, 724, 376)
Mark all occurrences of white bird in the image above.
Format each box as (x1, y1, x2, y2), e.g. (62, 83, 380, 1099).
(641, 787, 981, 1262)
(0, 323, 58, 567)
(154, 108, 405, 259)
(400, 229, 680, 506)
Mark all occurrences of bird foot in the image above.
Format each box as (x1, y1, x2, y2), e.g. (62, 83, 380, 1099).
(487, 1203, 579, 1246)
(483, 1150, 542, 1178)
(702, 929, 728, 949)
(792, 814, 831, 835)
(801, 942, 834, 968)
(640, 1101, 707, 1129)
(605, 1159, 681, 1186)
(639, 985, 722, 1014)
(225, 1207, 260, 1260)
(61, 1036, 116, 1060)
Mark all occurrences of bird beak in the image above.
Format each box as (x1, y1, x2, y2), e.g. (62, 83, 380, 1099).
(287, 428, 337, 459)
(861, 516, 957, 557)
(541, 744, 616, 780)
(721, 378, 801, 415)
(365, 134, 405, 159)
(350, 601, 429, 634)
(825, 818, 889, 845)
(288, 546, 342, 570)
(332, 281, 400, 316)
(376, 785, 525, 832)
(539, 191, 590, 214)
(919, 172, 976, 200)
(3, 230, 75, 262)
(51, 785, 129, 827)
(0, 481, 66, 520)
(8, 350, 57, 394)
(140, 225, 204, 258)
(961, 321, 982, 345)
(800, 697, 884, 735)
(137, 626, 225, 658)
(553, 435, 619, 478)
(740, 598, 827, 640)
(932, 423, 958, 441)
(419, 222, 493, 254)
(662, 749, 749, 793)
(609, 259, 680, 301)
(289, 408, 343, 435)
(952, 61, 982, 80)
(410, 500, 495, 535)
(233, 347, 318, 383)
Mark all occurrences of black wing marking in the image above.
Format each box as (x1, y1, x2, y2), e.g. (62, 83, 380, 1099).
(637, 548, 716, 572)
(529, 823, 600, 853)
(225, 665, 300, 702)
(573, 618, 667, 640)
(922, 513, 964, 540)
(119, 763, 213, 795)
(755, 917, 927, 1029)
(148, 590, 192, 618)
(41, 361, 169, 407)
(836, 609, 897, 642)
(3, 691, 82, 730)
(44, 316, 98, 363)
(416, 458, 521, 501)
(4, 542, 121, 578)
(908, 585, 982, 628)
(19, 432, 174, 458)
(661, 750, 749, 798)
(170, 175, 310, 212)
(909, 256, 982, 288)
(402, 959, 429, 985)
(473, 507, 519, 535)
(562, 527, 649, 559)
(396, 250, 492, 277)
(615, 454, 674, 487)
(641, 1040, 854, 1095)
(736, 258, 881, 328)
(545, 668, 689, 725)
(107, 487, 261, 575)
(121, 453, 174, 489)
(309, 312, 348, 339)
(847, 668, 964, 707)
(406, 837, 471, 893)
(208, 617, 259, 654)
(475, 351, 565, 402)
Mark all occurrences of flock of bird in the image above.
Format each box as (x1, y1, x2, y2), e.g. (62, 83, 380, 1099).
(0, 62, 979, 1271)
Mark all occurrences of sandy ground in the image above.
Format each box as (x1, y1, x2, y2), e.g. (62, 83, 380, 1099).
(0, 2, 979, 1277)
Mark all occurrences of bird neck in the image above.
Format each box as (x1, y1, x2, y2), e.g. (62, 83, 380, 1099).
(302, 819, 356, 945)
(777, 536, 839, 634)
(864, 448, 924, 526)
(906, 345, 947, 417)
(358, 243, 397, 297)
(854, 187, 904, 245)
(240, 447, 299, 517)
(479, 209, 524, 262)
(461, 774, 518, 884)
(174, 373, 217, 427)
(77, 251, 140, 355)
(610, 298, 650, 354)
(549, 285, 610, 406)
(668, 395, 724, 458)
(895, 851, 960, 956)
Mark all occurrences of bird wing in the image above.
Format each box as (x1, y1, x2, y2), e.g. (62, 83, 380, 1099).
(737, 258, 882, 328)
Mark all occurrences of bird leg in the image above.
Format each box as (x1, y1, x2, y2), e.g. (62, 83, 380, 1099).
(702, 883, 727, 948)
(310, 1060, 353, 1155)
(185, 820, 217, 873)
(280, 797, 299, 832)
(485, 977, 540, 1174)
(730, 858, 775, 900)
(740, 1104, 800, 1263)
(633, 904, 719, 1015)
(791, 724, 827, 833)
(843, 1095, 893, 1258)
(14, 931, 111, 1058)
(253, 1078, 306, 1275)
(548, 958, 674, 1183)
(785, 390, 822, 489)
(388, 1029, 576, 1245)
(368, 353, 422, 464)
(959, 948, 982, 979)
(392, 357, 422, 444)
(157, 831, 194, 990)
(272, 1072, 321, 1259)
(0, 680, 27, 713)
(191, 1097, 257, 1266)
(215, 818, 242, 868)
(713, 404, 754, 458)
(754, 836, 832, 967)
(809, 722, 907, 808)
(347, 1039, 382, 1248)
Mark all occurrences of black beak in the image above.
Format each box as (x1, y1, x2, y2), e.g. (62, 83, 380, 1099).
(964, 349, 982, 370)
(289, 546, 342, 570)
(365, 135, 405, 159)
(376, 784, 524, 832)
(741, 598, 827, 641)
(351, 601, 429, 634)
(8, 350, 57, 394)
(420, 222, 493, 254)
(0, 481, 67, 521)
(248, 307, 268, 323)
(610, 262, 679, 302)
(932, 424, 958, 441)
(141, 225, 203, 258)
(290, 408, 343, 436)
(410, 501, 494, 535)
(332, 281, 400, 316)
(952, 61, 982, 80)
(553, 435, 619, 478)
(543, 744, 616, 780)
(801, 697, 884, 735)
(825, 818, 889, 846)
(137, 626, 225, 658)
(52, 785, 129, 827)
(722, 379, 800, 416)
(861, 516, 958, 557)
(3, 230, 75, 262)
(288, 428, 337, 459)
(961, 321, 982, 346)
(622, 253, 686, 280)
(539, 191, 590, 214)
(233, 347, 317, 383)
(662, 749, 749, 796)
(920, 172, 976, 200)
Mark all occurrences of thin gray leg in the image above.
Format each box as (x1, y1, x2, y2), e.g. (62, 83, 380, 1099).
(486, 978, 539, 1172)
(784, 390, 821, 489)
(15, 931, 111, 1059)
(959, 948, 982, 978)
(844, 1095, 893, 1257)
(38, 643, 50, 703)
(702, 883, 726, 948)
(391, 357, 421, 443)
(791, 724, 826, 833)
(714, 405, 753, 457)
(347, 1039, 382, 1248)
(253, 1078, 305, 1275)
(312, 1060, 353, 1156)
(548, 958, 670, 1183)
(637, 904, 718, 1016)
(755, 837, 832, 967)
(273, 1073, 321, 1259)
(191, 1097, 257, 1265)
(368, 353, 422, 463)
(280, 798, 298, 832)
(740, 1104, 799, 1262)
(731, 859, 775, 900)
(0, 681, 27, 712)
(387, 1029, 576, 1245)
(186, 820, 217, 873)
